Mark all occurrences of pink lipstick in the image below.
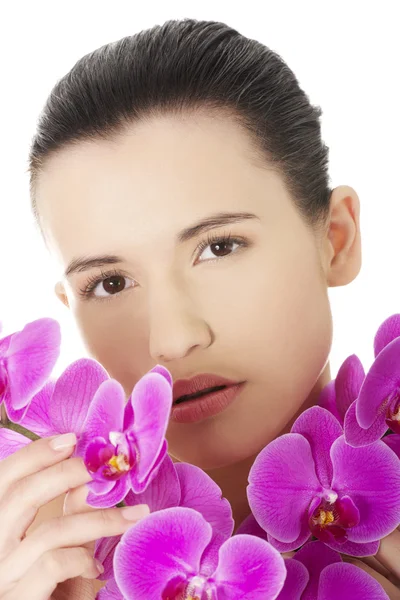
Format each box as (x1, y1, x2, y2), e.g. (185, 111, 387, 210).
(171, 374, 245, 424)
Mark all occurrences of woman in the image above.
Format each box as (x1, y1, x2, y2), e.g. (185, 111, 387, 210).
(1, 17, 399, 599)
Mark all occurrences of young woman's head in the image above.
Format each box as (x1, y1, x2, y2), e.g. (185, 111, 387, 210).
(28, 18, 361, 471)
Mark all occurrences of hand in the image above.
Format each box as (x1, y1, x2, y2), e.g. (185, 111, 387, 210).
(51, 480, 107, 599)
(343, 529, 400, 599)
(0, 434, 149, 599)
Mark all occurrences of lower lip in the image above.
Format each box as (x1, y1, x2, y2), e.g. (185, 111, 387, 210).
(170, 382, 246, 424)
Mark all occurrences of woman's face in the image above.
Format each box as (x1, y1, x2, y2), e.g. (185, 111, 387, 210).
(35, 112, 338, 470)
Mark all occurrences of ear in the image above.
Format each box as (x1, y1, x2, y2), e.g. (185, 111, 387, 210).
(54, 280, 70, 308)
(323, 185, 362, 287)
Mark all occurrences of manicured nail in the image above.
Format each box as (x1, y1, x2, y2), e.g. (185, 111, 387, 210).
(121, 504, 150, 520)
(49, 432, 77, 451)
(95, 559, 104, 575)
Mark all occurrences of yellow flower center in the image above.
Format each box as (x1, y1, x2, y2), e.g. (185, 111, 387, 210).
(107, 453, 130, 474)
(315, 509, 335, 527)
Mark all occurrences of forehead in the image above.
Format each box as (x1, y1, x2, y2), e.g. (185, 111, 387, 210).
(35, 112, 285, 263)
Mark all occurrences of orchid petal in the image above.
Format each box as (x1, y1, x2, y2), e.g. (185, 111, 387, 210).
(382, 434, 400, 459)
(213, 534, 286, 599)
(325, 538, 379, 557)
(95, 536, 121, 580)
(87, 477, 116, 495)
(319, 562, 390, 599)
(200, 530, 228, 577)
(293, 541, 341, 600)
(76, 379, 125, 458)
(331, 436, 400, 542)
(175, 462, 234, 539)
(19, 380, 57, 437)
(291, 406, 342, 488)
(236, 513, 269, 540)
(131, 373, 172, 483)
(129, 439, 168, 494)
(318, 380, 341, 423)
(3, 318, 61, 412)
(267, 520, 311, 553)
(344, 400, 388, 447)
(114, 507, 212, 600)
(335, 355, 365, 421)
(374, 314, 400, 358)
(276, 558, 309, 600)
(149, 364, 173, 386)
(0, 428, 30, 460)
(50, 358, 109, 435)
(356, 337, 400, 428)
(97, 577, 124, 600)
(125, 454, 180, 512)
(248, 433, 321, 543)
(87, 476, 130, 508)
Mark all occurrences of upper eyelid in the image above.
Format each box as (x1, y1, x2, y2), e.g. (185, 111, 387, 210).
(82, 232, 248, 299)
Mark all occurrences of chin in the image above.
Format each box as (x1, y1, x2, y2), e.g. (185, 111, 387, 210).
(167, 428, 268, 471)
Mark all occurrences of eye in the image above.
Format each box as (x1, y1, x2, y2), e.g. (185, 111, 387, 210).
(195, 232, 247, 264)
(78, 268, 136, 301)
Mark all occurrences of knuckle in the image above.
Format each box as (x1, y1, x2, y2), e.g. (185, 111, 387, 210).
(98, 509, 113, 528)
(36, 515, 66, 541)
(39, 550, 60, 578)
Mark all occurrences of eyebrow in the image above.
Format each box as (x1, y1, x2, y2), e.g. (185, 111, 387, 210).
(64, 211, 259, 278)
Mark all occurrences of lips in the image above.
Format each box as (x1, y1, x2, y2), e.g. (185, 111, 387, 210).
(173, 374, 241, 405)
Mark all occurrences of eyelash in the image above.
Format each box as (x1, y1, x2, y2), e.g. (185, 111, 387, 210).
(78, 231, 249, 303)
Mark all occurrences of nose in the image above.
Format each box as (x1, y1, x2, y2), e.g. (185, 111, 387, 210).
(148, 279, 213, 362)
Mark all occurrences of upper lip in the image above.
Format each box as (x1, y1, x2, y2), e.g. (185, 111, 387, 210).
(172, 374, 242, 404)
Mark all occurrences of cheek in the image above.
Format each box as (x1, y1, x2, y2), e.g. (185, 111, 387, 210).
(217, 244, 332, 393)
(71, 305, 151, 390)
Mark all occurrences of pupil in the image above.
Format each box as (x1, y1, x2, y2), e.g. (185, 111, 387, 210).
(212, 241, 232, 257)
(104, 276, 125, 294)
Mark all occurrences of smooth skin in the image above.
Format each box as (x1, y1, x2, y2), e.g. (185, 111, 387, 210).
(0, 435, 149, 599)
(24, 109, 400, 597)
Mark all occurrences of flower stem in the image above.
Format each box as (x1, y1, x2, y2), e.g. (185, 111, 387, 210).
(0, 405, 40, 441)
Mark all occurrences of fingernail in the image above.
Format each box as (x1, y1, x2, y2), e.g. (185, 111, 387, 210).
(95, 559, 104, 575)
(49, 432, 77, 451)
(121, 504, 150, 520)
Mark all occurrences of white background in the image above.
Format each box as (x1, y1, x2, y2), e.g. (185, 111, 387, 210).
(0, 1, 398, 379)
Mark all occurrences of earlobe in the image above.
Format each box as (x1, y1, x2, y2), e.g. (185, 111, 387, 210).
(54, 281, 70, 308)
(325, 185, 362, 288)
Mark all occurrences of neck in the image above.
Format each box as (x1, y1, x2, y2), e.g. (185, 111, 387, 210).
(205, 362, 332, 528)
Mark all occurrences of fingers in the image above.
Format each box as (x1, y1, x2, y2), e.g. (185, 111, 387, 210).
(360, 555, 393, 579)
(63, 484, 98, 517)
(375, 529, 400, 582)
(0, 457, 93, 550)
(0, 434, 78, 491)
(342, 556, 400, 599)
(63, 484, 99, 557)
(3, 547, 101, 600)
(0, 503, 150, 584)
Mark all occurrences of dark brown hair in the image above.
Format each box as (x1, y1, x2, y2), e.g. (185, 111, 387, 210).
(28, 18, 332, 232)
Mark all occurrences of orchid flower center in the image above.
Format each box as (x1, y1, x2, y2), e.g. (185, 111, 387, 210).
(86, 431, 138, 481)
(308, 493, 360, 544)
(386, 390, 400, 433)
(162, 575, 214, 600)
(0, 363, 7, 399)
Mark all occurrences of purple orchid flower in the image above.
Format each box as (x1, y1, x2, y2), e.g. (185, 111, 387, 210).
(112, 506, 286, 600)
(344, 314, 400, 446)
(247, 405, 400, 557)
(0, 318, 61, 423)
(318, 353, 364, 426)
(0, 357, 109, 460)
(95, 453, 234, 598)
(75, 365, 173, 508)
(277, 541, 389, 599)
